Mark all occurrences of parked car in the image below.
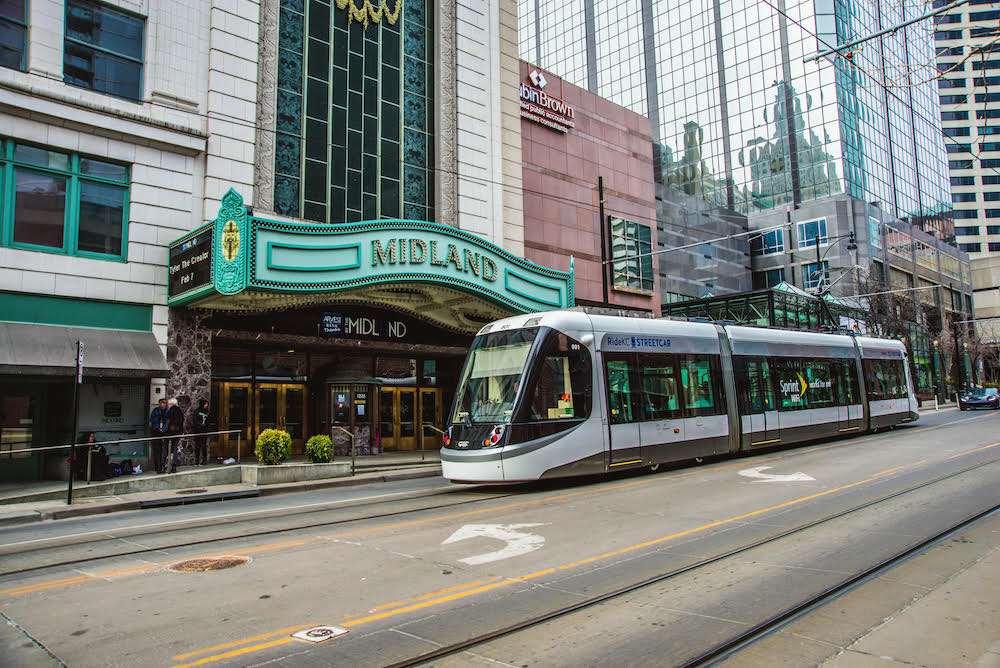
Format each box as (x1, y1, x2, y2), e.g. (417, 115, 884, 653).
(958, 387, 1000, 410)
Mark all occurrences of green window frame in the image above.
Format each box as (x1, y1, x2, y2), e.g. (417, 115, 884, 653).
(0, 138, 130, 261)
(610, 216, 654, 291)
(1, 0, 27, 71)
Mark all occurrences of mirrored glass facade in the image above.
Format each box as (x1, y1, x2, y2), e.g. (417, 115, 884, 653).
(520, 0, 952, 234)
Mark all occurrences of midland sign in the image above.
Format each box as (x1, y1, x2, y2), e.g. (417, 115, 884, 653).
(167, 189, 574, 315)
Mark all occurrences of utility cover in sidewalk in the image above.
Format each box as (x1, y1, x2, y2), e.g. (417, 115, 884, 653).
(292, 626, 348, 643)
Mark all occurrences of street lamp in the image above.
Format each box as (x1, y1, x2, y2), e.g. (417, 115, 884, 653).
(807, 230, 857, 293)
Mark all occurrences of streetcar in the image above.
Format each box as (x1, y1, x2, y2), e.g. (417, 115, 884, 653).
(441, 310, 918, 483)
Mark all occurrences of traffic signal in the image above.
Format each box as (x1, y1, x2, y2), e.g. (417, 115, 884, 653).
(847, 230, 857, 250)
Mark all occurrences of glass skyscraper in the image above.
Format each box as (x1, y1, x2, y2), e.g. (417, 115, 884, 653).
(520, 0, 953, 239)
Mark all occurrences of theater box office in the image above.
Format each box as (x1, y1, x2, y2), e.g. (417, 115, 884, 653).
(167, 190, 574, 458)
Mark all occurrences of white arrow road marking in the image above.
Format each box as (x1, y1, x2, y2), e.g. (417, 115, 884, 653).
(738, 466, 815, 483)
(442, 523, 547, 565)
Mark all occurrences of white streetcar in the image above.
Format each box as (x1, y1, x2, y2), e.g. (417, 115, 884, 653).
(441, 310, 918, 483)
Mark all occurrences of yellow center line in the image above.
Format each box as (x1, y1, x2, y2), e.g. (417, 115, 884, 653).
(172, 625, 310, 661)
(949, 440, 1000, 458)
(170, 637, 297, 668)
(341, 578, 501, 618)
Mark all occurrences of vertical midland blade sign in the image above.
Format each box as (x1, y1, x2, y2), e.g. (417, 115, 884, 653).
(68, 340, 84, 505)
(76, 341, 84, 384)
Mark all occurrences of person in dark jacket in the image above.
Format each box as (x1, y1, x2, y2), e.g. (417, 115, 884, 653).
(191, 399, 211, 465)
(149, 398, 168, 474)
(165, 398, 185, 473)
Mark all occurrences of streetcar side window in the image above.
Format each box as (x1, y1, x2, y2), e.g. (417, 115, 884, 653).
(605, 356, 637, 425)
(737, 356, 774, 413)
(679, 355, 722, 416)
(802, 360, 834, 408)
(521, 330, 592, 421)
(638, 353, 681, 420)
(863, 358, 906, 401)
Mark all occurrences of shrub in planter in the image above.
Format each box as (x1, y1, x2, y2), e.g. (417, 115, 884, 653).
(305, 434, 333, 463)
(255, 429, 292, 465)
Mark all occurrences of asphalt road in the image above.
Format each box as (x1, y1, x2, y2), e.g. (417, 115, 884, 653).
(1, 407, 997, 668)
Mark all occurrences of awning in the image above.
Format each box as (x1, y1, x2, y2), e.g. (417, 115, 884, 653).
(0, 322, 169, 378)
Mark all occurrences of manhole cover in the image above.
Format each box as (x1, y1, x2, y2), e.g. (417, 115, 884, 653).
(176, 488, 208, 495)
(169, 556, 249, 572)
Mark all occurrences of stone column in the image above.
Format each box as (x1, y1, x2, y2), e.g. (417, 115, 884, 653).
(166, 309, 213, 465)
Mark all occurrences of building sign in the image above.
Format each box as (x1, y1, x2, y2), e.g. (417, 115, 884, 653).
(168, 190, 573, 317)
(520, 70, 575, 133)
(321, 312, 408, 339)
(168, 228, 213, 299)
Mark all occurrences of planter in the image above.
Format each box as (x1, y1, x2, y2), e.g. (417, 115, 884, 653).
(241, 461, 352, 486)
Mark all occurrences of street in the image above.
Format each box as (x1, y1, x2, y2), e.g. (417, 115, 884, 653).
(1, 407, 998, 667)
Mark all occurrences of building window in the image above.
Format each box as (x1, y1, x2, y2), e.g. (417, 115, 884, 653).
(990, 243, 1000, 252)
(938, 78, 966, 89)
(943, 127, 970, 136)
(949, 159, 974, 169)
(0, 139, 129, 260)
(941, 111, 969, 121)
(954, 209, 980, 218)
(955, 226, 981, 236)
(984, 159, 1000, 168)
(763, 267, 785, 288)
(951, 176, 976, 186)
(959, 243, 982, 252)
(63, 0, 145, 102)
(946, 143, 972, 153)
(987, 209, 1000, 218)
(797, 219, 828, 248)
(987, 226, 1000, 235)
(939, 94, 968, 105)
(935, 30, 964, 40)
(868, 217, 881, 249)
(982, 126, 1000, 135)
(750, 229, 784, 255)
(985, 192, 1000, 201)
(975, 93, 1000, 103)
(985, 176, 1000, 184)
(0, 1, 27, 71)
(981, 142, 1000, 153)
(610, 216, 654, 291)
(803, 261, 829, 291)
(953, 192, 977, 202)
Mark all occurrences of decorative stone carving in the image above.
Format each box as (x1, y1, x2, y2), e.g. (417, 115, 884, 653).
(166, 310, 213, 465)
(254, 0, 280, 212)
(436, 0, 458, 229)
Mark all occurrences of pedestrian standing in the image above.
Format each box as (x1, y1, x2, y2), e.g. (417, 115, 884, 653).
(149, 398, 168, 474)
(165, 398, 185, 473)
(191, 399, 211, 465)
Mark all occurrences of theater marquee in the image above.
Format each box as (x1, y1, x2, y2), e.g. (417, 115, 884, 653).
(167, 190, 575, 330)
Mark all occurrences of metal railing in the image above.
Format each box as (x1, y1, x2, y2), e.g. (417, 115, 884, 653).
(1, 430, 243, 483)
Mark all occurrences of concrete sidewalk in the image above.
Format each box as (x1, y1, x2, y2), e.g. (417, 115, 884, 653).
(0, 451, 442, 525)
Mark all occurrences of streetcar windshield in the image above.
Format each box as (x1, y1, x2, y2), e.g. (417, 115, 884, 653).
(451, 328, 538, 424)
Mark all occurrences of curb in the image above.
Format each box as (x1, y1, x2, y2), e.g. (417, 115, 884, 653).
(28, 466, 443, 521)
(0, 510, 43, 527)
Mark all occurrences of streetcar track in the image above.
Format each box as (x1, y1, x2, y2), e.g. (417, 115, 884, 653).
(380, 457, 1000, 668)
(680, 503, 1000, 667)
(0, 413, 993, 582)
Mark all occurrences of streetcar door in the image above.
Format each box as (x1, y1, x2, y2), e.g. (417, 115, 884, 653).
(605, 355, 642, 467)
(747, 358, 778, 446)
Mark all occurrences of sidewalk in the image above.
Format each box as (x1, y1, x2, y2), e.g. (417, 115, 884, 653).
(0, 450, 442, 526)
